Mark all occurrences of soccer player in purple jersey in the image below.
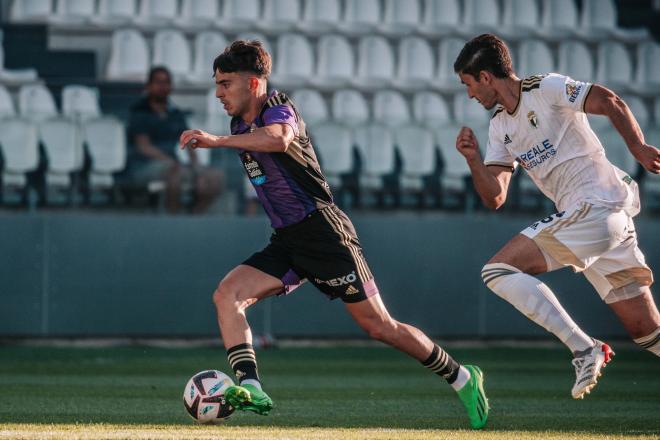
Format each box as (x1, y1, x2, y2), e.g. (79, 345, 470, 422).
(179, 40, 489, 429)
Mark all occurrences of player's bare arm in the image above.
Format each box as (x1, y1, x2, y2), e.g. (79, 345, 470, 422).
(179, 123, 294, 153)
(584, 84, 660, 174)
(456, 126, 513, 210)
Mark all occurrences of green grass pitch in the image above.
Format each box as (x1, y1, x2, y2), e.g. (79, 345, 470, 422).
(0, 344, 658, 439)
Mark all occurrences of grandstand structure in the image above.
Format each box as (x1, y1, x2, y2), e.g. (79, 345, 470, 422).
(0, 0, 659, 213)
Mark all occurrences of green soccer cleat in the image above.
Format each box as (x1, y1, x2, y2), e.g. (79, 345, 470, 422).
(224, 384, 273, 415)
(456, 365, 489, 430)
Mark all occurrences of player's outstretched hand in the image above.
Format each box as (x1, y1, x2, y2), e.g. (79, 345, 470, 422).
(633, 143, 660, 174)
(456, 126, 481, 162)
(179, 129, 221, 150)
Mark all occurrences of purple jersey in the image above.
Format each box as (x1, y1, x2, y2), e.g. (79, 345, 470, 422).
(231, 91, 334, 228)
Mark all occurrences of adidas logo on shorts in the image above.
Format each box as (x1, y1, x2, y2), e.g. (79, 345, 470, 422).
(345, 285, 359, 295)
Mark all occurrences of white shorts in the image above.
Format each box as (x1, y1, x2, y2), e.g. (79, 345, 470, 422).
(520, 202, 654, 301)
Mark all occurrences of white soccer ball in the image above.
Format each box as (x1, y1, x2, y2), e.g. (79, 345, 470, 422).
(183, 370, 235, 423)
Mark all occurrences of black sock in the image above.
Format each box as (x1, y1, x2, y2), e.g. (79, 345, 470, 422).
(227, 343, 260, 385)
(422, 344, 460, 384)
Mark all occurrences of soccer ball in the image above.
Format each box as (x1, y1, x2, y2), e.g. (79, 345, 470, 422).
(183, 370, 235, 423)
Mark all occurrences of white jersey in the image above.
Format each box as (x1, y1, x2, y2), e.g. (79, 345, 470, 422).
(485, 73, 638, 214)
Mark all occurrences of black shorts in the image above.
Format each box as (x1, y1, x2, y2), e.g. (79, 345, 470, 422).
(242, 205, 379, 303)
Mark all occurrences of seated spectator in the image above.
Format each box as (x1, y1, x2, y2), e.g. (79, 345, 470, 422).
(126, 66, 223, 214)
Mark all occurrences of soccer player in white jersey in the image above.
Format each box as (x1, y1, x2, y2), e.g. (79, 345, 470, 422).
(453, 34, 660, 399)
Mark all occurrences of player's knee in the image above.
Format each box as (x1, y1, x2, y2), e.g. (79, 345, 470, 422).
(481, 262, 521, 292)
(212, 279, 241, 311)
(634, 327, 660, 357)
(359, 317, 396, 342)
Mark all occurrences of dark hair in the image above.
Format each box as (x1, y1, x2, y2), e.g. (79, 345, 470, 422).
(212, 40, 272, 78)
(147, 66, 172, 84)
(453, 34, 514, 80)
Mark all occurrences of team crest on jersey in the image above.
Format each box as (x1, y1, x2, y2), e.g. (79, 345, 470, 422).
(565, 79, 583, 103)
(527, 111, 539, 129)
(242, 152, 266, 185)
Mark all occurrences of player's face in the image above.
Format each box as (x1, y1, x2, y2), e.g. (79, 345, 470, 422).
(459, 72, 498, 110)
(214, 70, 252, 117)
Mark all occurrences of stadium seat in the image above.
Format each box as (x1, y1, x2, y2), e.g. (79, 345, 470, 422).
(633, 42, 660, 96)
(9, 0, 52, 23)
(0, 85, 16, 118)
(380, 0, 421, 36)
(217, 0, 261, 32)
(579, 0, 650, 42)
(372, 90, 411, 126)
(187, 31, 228, 84)
(176, 0, 220, 28)
(136, 0, 178, 26)
(412, 91, 451, 127)
(152, 30, 192, 82)
(460, 0, 500, 37)
(537, 0, 579, 41)
(51, 0, 95, 24)
(311, 34, 354, 90)
(290, 89, 329, 126)
(599, 127, 638, 175)
(393, 37, 435, 91)
(0, 117, 40, 206)
(39, 117, 84, 204)
(18, 84, 57, 122)
(396, 126, 437, 196)
(557, 41, 594, 82)
(434, 123, 473, 207)
(332, 89, 369, 127)
(418, 0, 461, 37)
(596, 41, 632, 93)
(310, 122, 353, 190)
(106, 29, 150, 82)
(297, 0, 341, 35)
(339, 0, 382, 36)
(517, 40, 555, 79)
(92, 0, 136, 26)
(353, 36, 395, 90)
(83, 117, 127, 197)
(433, 37, 466, 92)
(453, 93, 490, 127)
(354, 124, 396, 196)
(270, 33, 314, 89)
(499, 0, 540, 39)
(259, 0, 302, 33)
(0, 36, 38, 84)
(61, 85, 101, 121)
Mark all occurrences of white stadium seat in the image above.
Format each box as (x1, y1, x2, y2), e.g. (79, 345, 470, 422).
(434, 123, 472, 194)
(372, 90, 411, 126)
(83, 117, 127, 190)
(290, 89, 329, 126)
(136, 0, 178, 26)
(188, 31, 228, 84)
(0, 118, 39, 187)
(0, 85, 17, 118)
(557, 41, 594, 82)
(259, 0, 302, 33)
(537, 0, 579, 41)
(298, 0, 341, 35)
(596, 41, 632, 93)
(418, 0, 461, 37)
(380, 0, 421, 36)
(396, 126, 436, 192)
(39, 117, 83, 198)
(93, 0, 136, 25)
(517, 40, 555, 79)
(270, 33, 314, 89)
(460, 0, 500, 36)
(311, 123, 354, 189)
(311, 34, 354, 90)
(413, 91, 451, 127)
(61, 85, 101, 121)
(18, 84, 57, 122)
(176, 0, 220, 28)
(354, 124, 396, 190)
(339, 0, 382, 36)
(52, 0, 95, 24)
(353, 36, 395, 90)
(393, 37, 435, 91)
(152, 30, 192, 81)
(106, 29, 149, 81)
(633, 42, 660, 95)
(579, 0, 650, 42)
(10, 0, 52, 23)
(499, 0, 540, 39)
(217, 0, 261, 32)
(453, 93, 490, 127)
(332, 89, 369, 127)
(434, 37, 466, 92)
(0, 41, 38, 84)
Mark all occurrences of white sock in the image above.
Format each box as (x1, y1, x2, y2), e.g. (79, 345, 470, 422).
(634, 327, 660, 356)
(451, 366, 471, 391)
(482, 263, 593, 354)
(240, 379, 262, 390)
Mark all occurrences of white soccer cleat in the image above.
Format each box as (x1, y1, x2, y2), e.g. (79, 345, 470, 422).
(571, 340, 615, 399)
